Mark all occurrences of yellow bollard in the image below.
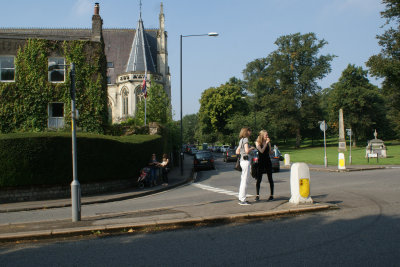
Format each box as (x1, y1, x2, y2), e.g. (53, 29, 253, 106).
(289, 163, 313, 204)
(338, 153, 346, 170)
(284, 154, 290, 166)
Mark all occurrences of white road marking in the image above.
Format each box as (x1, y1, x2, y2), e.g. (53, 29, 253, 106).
(192, 183, 254, 197)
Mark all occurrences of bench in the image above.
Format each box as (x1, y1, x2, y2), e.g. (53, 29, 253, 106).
(367, 153, 379, 163)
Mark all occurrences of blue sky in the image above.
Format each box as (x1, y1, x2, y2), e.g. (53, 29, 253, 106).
(1, 0, 385, 119)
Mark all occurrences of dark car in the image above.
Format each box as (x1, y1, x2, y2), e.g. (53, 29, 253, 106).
(193, 151, 215, 171)
(223, 149, 238, 162)
(189, 147, 199, 155)
(250, 148, 280, 174)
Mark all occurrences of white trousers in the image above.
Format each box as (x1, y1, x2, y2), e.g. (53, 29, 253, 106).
(239, 159, 251, 202)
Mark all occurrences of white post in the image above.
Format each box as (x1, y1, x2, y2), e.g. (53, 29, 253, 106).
(284, 154, 291, 166)
(289, 163, 313, 204)
(338, 153, 346, 170)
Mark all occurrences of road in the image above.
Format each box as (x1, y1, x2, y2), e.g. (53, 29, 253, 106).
(0, 153, 399, 266)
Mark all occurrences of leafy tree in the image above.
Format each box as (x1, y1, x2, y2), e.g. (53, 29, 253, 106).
(136, 80, 172, 125)
(243, 33, 335, 147)
(198, 77, 247, 138)
(367, 0, 400, 136)
(326, 64, 386, 145)
(182, 114, 198, 144)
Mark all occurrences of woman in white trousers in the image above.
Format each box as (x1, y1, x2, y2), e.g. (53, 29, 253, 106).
(236, 127, 255, 205)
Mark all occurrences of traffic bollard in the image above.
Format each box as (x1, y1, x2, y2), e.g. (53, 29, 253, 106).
(338, 153, 346, 170)
(289, 162, 313, 204)
(284, 154, 290, 166)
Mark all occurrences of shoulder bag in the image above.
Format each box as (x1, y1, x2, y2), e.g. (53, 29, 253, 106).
(234, 139, 243, 172)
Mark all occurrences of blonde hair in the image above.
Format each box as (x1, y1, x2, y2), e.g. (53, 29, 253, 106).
(256, 130, 268, 145)
(239, 127, 251, 139)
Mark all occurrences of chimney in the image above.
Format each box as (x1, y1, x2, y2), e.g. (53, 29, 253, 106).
(91, 3, 102, 42)
(94, 3, 100, 15)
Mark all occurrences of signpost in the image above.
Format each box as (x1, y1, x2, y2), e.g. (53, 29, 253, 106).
(346, 128, 352, 164)
(319, 121, 328, 167)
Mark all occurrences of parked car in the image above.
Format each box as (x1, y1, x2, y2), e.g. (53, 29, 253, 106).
(193, 151, 215, 171)
(220, 145, 230, 153)
(249, 148, 280, 173)
(223, 149, 238, 162)
(271, 146, 282, 172)
(189, 147, 199, 155)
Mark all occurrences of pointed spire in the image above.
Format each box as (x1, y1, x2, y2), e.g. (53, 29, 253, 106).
(125, 2, 156, 73)
(159, 2, 165, 31)
(139, 0, 142, 20)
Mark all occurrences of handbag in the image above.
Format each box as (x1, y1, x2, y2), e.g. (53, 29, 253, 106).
(234, 157, 242, 171)
(234, 138, 244, 172)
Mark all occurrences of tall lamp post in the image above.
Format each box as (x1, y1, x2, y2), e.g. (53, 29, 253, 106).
(49, 62, 81, 222)
(69, 63, 81, 222)
(180, 32, 219, 176)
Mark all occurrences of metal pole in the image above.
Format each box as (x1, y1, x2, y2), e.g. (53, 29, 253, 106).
(324, 121, 327, 167)
(180, 35, 183, 176)
(349, 129, 352, 164)
(70, 63, 81, 222)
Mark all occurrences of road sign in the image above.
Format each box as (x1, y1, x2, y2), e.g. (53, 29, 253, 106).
(320, 121, 327, 131)
(346, 128, 352, 136)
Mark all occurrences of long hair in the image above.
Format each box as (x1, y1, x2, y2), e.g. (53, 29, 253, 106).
(239, 127, 251, 139)
(256, 130, 268, 145)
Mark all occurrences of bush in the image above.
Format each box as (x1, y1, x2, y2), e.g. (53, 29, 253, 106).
(0, 132, 164, 187)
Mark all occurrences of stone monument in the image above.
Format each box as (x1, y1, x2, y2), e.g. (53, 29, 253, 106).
(338, 109, 346, 151)
(366, 129, 387, 158)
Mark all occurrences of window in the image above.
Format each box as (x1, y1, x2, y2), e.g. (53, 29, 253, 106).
(107, 62, 114, 68)
(0, 56, 15, 82)
(107, 76, 111, 84)
(48, 57, 65, 82)
(122, 88, 129, 116)
(48, 103, 65, 129)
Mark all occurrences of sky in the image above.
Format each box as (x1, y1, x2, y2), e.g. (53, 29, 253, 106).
(0, 0, 386, 120)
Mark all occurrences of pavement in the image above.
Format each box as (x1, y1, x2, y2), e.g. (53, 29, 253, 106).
(0, 157, 397, 243)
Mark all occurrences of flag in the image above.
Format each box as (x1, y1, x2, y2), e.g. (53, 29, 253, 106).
(142, 77, 147, 98)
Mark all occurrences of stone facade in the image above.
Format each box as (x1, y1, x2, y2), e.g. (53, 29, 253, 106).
(0, 2, 170, 126)
(104, 3, 170, 123)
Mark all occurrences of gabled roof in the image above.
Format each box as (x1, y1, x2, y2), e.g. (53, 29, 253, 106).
(125, 18, 156, 73)
(0, 28, 92, 41)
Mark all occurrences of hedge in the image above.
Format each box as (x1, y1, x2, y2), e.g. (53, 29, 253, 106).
(0, 132, 164, 187)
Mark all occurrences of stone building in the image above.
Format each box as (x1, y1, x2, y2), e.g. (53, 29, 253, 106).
(105, 3, 170, 123)
(0, 2, 170, 129)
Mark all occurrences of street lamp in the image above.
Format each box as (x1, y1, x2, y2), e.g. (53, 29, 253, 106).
(180, 32, 219, 176)
(49, 62, 81, 222)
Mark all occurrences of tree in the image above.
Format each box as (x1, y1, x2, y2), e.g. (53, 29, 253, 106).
(198, 77, 247, 139)
(326, 64, 386, 145)
(367, 0, 400, 136)
(243, 33, 335, 147)
(182, 114, 198, 144)
(136, 80, 172, 125)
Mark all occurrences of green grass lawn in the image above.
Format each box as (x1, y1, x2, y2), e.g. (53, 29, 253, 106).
(279, 140, 400, 166)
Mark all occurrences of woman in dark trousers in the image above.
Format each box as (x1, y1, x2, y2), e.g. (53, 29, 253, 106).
(254, 130, 274, 201)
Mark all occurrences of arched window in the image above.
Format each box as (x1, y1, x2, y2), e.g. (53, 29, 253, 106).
(122, 88, 129, 116)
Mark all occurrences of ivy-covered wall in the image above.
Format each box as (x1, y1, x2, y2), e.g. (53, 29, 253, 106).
(0, 39, 108, 133)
